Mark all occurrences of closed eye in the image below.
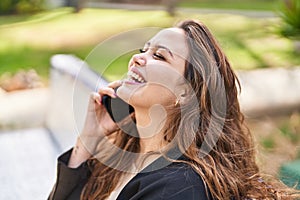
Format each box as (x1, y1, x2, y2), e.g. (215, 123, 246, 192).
(139, 48, 166, 61)
(153, 53, 165, 61)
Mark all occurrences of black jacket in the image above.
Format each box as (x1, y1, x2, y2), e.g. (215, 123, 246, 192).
(48, 149, 211, 200)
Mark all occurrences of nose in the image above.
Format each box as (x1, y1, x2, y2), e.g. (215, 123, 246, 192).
(132, 54, 146, 67)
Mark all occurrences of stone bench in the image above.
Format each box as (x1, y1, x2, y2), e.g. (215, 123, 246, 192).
(238, 67, 300, 117)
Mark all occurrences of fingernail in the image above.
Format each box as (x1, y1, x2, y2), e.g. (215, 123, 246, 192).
(96, 99, 101, 105)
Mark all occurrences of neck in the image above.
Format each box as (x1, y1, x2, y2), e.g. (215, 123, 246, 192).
(134, 104, 168, 153)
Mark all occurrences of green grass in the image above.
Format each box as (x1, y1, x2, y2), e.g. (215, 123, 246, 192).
(0, 7, 299, 82)
(0, 8, 174, 80)
(179, 0, 281, 11)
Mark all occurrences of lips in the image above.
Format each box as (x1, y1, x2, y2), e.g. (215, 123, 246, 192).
(127, 70, 146, 83)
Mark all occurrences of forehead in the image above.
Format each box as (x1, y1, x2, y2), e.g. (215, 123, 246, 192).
(148, 28, 188, 59)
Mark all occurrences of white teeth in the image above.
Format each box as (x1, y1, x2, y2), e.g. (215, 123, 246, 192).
(127, 71, 145, 83)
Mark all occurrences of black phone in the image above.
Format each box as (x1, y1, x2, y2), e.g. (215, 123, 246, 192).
(102, 95, 135, 122)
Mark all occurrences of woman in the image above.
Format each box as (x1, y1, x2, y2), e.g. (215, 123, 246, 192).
(49, 20, 298, 200)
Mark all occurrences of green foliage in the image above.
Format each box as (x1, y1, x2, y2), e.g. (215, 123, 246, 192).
(261, 137, 276, 150)
(279, 0, 300, 39)
(0, 0, 44, 15)
(0, 0, 15, 14)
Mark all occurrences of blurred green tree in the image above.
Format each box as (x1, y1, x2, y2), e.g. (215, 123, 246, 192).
(0, 0, 44, 14)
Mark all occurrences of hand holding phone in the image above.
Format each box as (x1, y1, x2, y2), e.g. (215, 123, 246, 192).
(102, 95, 135, 122)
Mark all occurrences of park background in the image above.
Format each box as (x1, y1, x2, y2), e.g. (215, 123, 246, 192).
(0, 0, 299, 199)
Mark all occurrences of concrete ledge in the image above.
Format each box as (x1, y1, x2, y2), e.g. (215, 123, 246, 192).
(238, 67, 300, 117)
(46, 54, 108, 151)
(0, 88, 50, 129)
(50, 54, 108, 90)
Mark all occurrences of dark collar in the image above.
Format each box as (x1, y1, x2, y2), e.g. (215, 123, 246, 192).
(140, 147, 189, 174)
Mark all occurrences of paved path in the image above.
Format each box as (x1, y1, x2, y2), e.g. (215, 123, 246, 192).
(0, 88, 57, 200)
(0, 128, 58, 200)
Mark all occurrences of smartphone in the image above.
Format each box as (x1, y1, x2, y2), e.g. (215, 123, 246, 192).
(102, 95, 134, 122)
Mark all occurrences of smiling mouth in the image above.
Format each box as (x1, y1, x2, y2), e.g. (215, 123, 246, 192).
(127, 70, 146, 83)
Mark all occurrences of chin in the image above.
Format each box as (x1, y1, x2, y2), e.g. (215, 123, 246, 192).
(116, 85, 128, 101)
(117, 83, 145, 104)
(116, 85, 135, 105)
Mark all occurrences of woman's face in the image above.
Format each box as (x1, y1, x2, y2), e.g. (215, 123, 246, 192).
(117, 28, 189, 110)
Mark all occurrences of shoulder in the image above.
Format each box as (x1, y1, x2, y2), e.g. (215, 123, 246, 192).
(150, 161, 205, 186)
(150, 162, 209, 196)
(120, 161, 211, 200)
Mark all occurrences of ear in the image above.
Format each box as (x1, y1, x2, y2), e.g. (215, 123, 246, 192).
(179, 90, 188, 104)
(175, 84, 189, 104)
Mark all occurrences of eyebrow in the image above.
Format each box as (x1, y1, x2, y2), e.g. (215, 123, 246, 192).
(145, 42, 174, 58)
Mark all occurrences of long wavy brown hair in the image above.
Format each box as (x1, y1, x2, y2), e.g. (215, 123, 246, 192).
(81, 20, 299, 200)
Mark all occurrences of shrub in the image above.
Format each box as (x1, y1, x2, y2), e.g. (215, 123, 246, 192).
(279, 0, 300, 39)
(0, 0, 44, 15)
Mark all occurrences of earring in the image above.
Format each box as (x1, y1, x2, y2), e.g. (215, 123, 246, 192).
(174, 99, 180, 106)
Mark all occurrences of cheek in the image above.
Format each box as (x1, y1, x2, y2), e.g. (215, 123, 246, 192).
(146, 64, 183, 93)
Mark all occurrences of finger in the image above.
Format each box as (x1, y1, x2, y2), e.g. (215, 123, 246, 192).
(90, 92, 101, 105)
(98, 87, 117, 98)
(108, 80, 122, 89)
